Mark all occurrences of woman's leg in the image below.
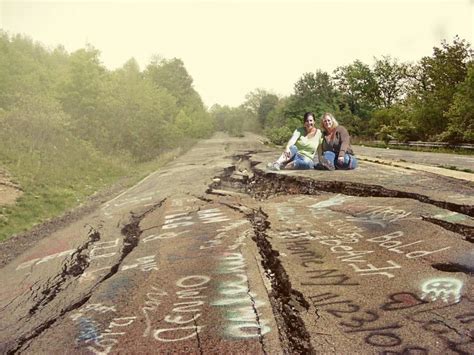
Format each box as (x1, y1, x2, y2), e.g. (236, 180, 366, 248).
(317, 151, 336, 170)
(335, 153, 358, 170)
(275, 145, 298, 167)
(292, 154, 314, 169)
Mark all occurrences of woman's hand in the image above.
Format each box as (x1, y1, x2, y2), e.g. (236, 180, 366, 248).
(337, 156, 344, 166)
(284, 149, 291, 159)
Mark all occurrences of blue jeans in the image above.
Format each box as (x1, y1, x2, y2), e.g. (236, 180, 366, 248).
(287, 145, 314, 169)
(323, 151, 358, 170)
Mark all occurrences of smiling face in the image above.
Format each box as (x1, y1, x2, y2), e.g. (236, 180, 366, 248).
(322, 114, 334, 131)
(304, 115, 315, 131)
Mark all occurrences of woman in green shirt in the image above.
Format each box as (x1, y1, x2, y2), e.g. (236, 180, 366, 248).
(268, 112, 322, 170)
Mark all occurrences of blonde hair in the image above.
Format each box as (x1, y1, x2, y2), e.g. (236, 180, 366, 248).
(320, 112, 339, 132)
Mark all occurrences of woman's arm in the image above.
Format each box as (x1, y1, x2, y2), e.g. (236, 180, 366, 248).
(285, 129, 301, 152)
(338, 126, 351, 158)
(312, 129, 323, 162)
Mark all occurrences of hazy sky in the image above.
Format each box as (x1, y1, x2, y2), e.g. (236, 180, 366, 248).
(1, 0, 473, 107)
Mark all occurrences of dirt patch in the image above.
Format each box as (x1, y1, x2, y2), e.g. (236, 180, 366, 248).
(0, 169, 22, 206)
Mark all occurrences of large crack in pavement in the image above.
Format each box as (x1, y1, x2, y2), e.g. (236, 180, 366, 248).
(244, 268, 268, 355)
(210, 154, 473, 237)
(248, 208, 315, 354)
(28, 227, 100, 316)
(421, 216, 474, 242)
(7, 199, 167, 354)
(219, 200, 314, 354)
(249, 170, 473, 217)
(206, 152, 474, 354)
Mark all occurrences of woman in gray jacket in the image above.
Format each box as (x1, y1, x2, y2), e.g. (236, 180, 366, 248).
(317, 112, 358, 170)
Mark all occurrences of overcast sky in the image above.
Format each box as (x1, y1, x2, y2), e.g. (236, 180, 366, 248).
(1, 0, 473, 107)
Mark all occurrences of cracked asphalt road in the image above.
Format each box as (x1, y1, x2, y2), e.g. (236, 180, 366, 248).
(0, 133, 472, 354)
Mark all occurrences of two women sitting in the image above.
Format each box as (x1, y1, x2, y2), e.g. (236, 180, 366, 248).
(269, 111, 358, 171)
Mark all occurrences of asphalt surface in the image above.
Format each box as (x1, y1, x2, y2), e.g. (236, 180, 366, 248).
(354, 145, 474, 172)
(0, 133, 472, 354)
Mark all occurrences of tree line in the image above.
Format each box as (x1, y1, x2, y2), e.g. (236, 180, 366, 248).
(0, 31, 215, 239)
(0, 31, 214, 164)
(212, 36, 473, 145)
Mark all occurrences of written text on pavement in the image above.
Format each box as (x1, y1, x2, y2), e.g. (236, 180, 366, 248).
(0, 133, 473, 354)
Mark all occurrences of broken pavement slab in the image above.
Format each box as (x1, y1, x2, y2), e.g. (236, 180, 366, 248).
(0, 133, 472, 354)
(357, 155, 474, 182)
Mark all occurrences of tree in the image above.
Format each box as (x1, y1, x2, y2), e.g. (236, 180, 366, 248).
(145, 57, 203, 110)
(373, 56, 409, 108)
(58, 45, 105, 121)
(333, 60, 379, 118)
(441, 62, 474, 143)
(405, 36, 473, 139)
(243, 89, 279, 128)
(289, 70, 340, 117)
(209, 105, 246, 136)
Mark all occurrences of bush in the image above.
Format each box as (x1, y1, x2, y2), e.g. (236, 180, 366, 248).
(265, 126, 293, 145)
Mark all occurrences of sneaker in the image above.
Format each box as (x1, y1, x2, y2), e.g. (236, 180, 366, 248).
(267, 162, 281, 171)
(318, 157, 335, 171)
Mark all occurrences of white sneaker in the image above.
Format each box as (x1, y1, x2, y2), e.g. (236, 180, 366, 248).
(267, 162, 281, 171)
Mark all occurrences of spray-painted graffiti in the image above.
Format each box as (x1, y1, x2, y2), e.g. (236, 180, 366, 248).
(70, 303, 132, 353)
(153, 275, 210, 342)
(198, 208, 230, 224)
(142, 285, 168, 337)
(212, 252, 271, 339)
(345, 205, 413, 227)
(162, 212, 195, 230)
(200, 220, 249, 250)
(87, 316, 137, 354)
(16, 249, 75, 270)
(143, 230, 190, 243)
(90, 238, 120, 260)
(102, 193, 156, 218)
(121, 255, 158, 272)
(309, 292, 406, 348)
(75, 317, 101, 343)
(309, 194, 353, 210)
(420, 277, 463, 303)
(407, 296, 474, 353)
(161, 208, 230, 231)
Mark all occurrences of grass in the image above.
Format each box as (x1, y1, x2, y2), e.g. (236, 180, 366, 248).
(0, 136, 193, 242)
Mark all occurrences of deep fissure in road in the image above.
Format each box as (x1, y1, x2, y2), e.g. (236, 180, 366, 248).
(8, 200, 166, 354)
(219, 199, 314, 354)
(206, 153, 474, 353)
(28, 228, 100, 316)
(248, 208, 315, 354)
(210, 154, 473, 237)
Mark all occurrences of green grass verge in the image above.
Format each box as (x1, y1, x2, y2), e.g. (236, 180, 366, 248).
(0, 141, 193, 242)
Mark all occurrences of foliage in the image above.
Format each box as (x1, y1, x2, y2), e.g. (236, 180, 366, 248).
(254, 36, 473, 145)
(0, 31, 214, 240)
(288, 70, 340, 118)
(441, 62, 474, 143)
(333, 60, 379, 118)
(405, 36, 473, 139)
(372, 56, 409, 108)
(264, 126, 293, 145)
(209, 105, 256, 137)
(243, 88, 279, 128)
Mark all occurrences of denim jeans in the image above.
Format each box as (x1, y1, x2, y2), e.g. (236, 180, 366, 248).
(322, 151, 358, 170)
(287, 145, 315, 169)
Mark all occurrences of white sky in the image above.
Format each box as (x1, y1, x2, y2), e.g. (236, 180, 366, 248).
(1, 0, 473, 108)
